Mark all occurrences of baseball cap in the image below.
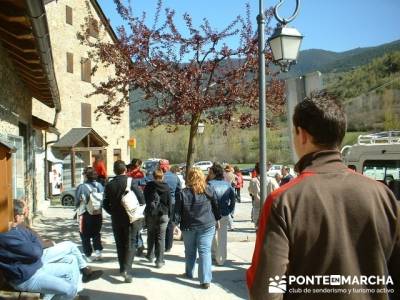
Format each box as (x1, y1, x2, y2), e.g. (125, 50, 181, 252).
(159, 159, 170, 172)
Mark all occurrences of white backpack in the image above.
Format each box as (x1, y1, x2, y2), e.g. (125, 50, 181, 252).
(121, 177, 145, 223)
(85, 183, 103, 215)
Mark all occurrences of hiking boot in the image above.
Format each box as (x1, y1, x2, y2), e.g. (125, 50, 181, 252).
(121, 272, 132, 283)
(146, 255, 154, 262)
(182, 273, 193, 279)
(155, 261, 165, 269)
(137, 246, 145, 257)
(200, 283, 210, 289)
(82, 270, 103, 283)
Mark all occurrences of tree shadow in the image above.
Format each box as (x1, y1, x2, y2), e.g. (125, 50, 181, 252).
(80, 288, 147, 300)
(212, 259, 249, 299)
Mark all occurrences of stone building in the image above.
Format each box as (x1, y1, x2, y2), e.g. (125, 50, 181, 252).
(0, 0, 60, 223)
(38, 0, 130, 191)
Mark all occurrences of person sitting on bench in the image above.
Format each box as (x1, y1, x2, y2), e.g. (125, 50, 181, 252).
(0, 199, 101, 300)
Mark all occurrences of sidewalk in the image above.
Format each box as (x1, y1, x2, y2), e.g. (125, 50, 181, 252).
(33, 186, 256, 300)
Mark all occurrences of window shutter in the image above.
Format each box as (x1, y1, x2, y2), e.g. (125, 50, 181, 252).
(81, 58, 91, 82)
(88, 18, 99, 38)
(81, 103, 92, 127)
(113, 149, 121, 162)
(66, 53, 73, 73)
(66, 6, 73, 25)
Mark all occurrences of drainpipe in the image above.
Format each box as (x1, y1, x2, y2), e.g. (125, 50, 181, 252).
(25, 0, 61, 113)
(25, 0, 62, 201)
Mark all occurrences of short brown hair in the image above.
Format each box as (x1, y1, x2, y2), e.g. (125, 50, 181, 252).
(293, 90, 346, 148)
(153, 168, 164, 181)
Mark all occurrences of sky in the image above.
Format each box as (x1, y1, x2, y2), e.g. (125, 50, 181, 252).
(98, 0, 400, 53)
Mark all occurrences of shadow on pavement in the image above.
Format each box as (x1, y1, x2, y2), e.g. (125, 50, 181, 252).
(212, 259, 249, 299)
(80, 288, 147, 300)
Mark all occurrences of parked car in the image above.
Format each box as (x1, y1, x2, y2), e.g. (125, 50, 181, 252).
(143, 158, 162, 174)
(240, 167, 254, 176)
(60, 188, 76, 206)
(267, 164, 283, 177)
(178, 162, 187, 171)
(193, 161, 213, 171)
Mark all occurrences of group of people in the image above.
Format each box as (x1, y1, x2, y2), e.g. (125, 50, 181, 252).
(1, 91, 399, 299)
(72, 156, 237, 289)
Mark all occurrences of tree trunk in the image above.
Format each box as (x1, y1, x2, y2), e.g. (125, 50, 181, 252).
(185, 113, 201, 179)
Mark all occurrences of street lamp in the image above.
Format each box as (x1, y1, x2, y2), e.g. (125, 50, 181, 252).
(268, 0, 303, 72)
(197, 122, 205, 134)
(258, 0, 302, 216)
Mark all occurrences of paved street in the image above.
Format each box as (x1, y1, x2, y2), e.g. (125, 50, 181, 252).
(33, 182, 256, 300)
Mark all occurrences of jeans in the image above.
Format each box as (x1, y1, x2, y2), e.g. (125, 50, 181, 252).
(42, 241, 85, 293)
(79, 213, 103, 257)
(235, 188, 241, 202)
(112, 219, 142, 273)
(165, 204, 175, 251)
(147, 215, 169, 264)
(183, 226, 215, 284)
(12, 255, 80, 300)
(42, 241, 87, 269)
(212, 215, 229, 265)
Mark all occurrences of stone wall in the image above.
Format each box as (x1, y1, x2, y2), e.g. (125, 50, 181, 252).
(0, 41, 34, 211)
(0, 42, 32, 135)
(40, 0, 130, 174)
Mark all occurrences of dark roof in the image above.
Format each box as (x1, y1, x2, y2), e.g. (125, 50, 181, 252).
(0, 0, 60, 109)
(52, 128, 108, 148)
(0, 139, 16, 152)
(32, 115, 60, 135)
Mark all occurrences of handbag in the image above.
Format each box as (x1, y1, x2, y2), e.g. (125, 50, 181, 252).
(121, 177, 145, 223)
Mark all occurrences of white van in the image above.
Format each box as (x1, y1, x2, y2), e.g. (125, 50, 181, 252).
(341, 131, 400, 200)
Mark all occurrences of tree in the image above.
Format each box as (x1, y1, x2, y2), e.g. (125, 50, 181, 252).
(79, 0, 285, 173)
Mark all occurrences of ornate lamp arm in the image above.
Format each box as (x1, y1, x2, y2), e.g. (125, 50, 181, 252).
(274, 0, 301, 25)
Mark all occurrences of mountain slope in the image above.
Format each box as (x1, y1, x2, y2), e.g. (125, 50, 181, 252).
(288, 39, 400, 76)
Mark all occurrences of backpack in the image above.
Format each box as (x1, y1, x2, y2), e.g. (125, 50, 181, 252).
(121, 177, 145, 223)
(85, 183, 103, 215)
(149, 192, 162, 217)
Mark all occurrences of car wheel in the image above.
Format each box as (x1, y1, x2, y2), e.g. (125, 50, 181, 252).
(62, 195, 75, 206)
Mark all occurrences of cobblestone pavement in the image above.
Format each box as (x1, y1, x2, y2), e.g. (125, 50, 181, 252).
(33, 181, 256, 300)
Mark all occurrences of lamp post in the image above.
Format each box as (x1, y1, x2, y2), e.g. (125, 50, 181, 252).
(197, 122, 205, 134)
(258, 0, 302, 215)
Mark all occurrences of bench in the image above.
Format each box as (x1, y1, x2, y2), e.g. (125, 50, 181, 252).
(0, 271, 40, 300)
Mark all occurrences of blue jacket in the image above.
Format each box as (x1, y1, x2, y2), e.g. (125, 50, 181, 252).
(163, 171, 182, 205)
(0, 227, 43, 284)
(174, 186, 221, 231)
(208, 179, 236, 216)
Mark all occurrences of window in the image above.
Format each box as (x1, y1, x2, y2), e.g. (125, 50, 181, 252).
(81, 103, 92, 127)
(66, 52, 73, 73)
(7, 134, 24, 199)
(66, 5, 73, 25)
(363, 160, 400, 200)
(88, 18, 99, 38)
(113, 149, 121, 162)
(81, 58, 91, 82)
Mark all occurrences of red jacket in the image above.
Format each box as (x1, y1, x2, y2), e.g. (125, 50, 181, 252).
(127, 168, 145, 179)
(235, 172, 243, 189)
(93, 160, 107, 178)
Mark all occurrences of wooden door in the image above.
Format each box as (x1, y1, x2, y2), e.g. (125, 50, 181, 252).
(0, 145, 12, 232)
